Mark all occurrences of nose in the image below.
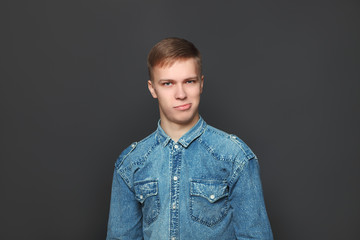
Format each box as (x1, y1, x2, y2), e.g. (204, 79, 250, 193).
(175, 84, 187, 100)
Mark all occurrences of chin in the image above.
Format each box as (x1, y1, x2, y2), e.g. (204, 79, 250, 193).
(172, 112, 198, 125)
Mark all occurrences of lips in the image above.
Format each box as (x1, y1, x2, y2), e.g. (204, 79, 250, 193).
(174, 103, 191, 111)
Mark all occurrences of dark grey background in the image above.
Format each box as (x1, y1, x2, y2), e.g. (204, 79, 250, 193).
(1, 0, 359, 239)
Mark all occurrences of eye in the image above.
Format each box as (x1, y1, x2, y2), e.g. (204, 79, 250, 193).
(186, 80, 196, 84)
(163, 82, 172, 86)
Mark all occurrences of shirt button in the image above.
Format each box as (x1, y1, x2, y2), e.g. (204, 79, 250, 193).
(171, 237, 176, 240)
(172, 203, 176, 209)
(210, 194, 215, 200)
(173, 176, 178, 181)
(139, 195, 143, 200)
(174, 145, 178, 149)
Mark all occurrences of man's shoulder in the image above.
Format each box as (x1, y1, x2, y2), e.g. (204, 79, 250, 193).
(200, 124, 256, 161)
(114, 131, 158, 170)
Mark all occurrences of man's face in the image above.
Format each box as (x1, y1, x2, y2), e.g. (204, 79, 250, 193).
(148, 58, 204, 127)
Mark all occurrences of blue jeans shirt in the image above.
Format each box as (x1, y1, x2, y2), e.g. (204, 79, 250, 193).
(107, 117, 273, 240)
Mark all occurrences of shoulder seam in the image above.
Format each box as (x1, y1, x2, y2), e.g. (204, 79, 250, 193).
(197, 131, 235, 162)
(115, 142, 138, 170)
(229, 134, 256, 160)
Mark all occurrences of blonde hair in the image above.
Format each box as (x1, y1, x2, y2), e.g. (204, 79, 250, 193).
(147, 37, 201, 81)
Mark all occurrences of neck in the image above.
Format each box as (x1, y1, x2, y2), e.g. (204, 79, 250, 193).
(160, 115, 199, 142)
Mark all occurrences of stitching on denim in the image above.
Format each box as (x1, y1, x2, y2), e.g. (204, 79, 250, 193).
(189, 179, 230, 227)
(228, 134, 256, 160)
(190, 179, 229, 202)
(181, 119, 206, 147)
(189, 193, 229, 227)
(143, 194, 160, 226)
(117, 137, 160, 190)
(198, 137, 233, 162)
(205, 125, 229, 138)
(228, 157, 248, 186)
(133, 180, 160, 226)
(115, 143, 137, 170)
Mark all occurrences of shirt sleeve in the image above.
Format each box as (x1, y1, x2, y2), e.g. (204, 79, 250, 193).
(229, 157, 273, 240)
(106, 168, 143, 240)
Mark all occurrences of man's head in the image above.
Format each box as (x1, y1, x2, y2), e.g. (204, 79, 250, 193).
(147, 37, 204, 129)
(147, 37, 202, 82)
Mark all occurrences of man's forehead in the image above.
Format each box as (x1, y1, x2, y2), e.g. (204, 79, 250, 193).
(153, 58, 199, 79)
(154, 57, 197, 69)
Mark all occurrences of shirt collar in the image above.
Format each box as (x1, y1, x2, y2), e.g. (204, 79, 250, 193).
(156, 116, 207, 148)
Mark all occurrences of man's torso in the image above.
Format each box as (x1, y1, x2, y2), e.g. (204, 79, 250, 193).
(115, 118, 257, 240)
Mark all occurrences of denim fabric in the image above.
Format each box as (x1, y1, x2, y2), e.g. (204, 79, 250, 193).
(107, 117, 273, 240)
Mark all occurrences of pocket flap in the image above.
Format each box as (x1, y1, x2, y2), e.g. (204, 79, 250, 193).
(190, 179, 229, 203)
(134, 180, 158, 203)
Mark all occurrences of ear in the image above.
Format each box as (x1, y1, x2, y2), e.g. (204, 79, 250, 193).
(200, 75, 204, 94)
(148, 80, 158, 98)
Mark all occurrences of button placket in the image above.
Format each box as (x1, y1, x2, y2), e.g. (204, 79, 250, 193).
(169, 141, 181, 240)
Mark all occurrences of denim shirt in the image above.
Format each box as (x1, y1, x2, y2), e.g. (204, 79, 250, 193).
(107, 117, 273, 240)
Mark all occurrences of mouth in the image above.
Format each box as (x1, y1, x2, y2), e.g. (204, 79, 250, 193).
(174, 103, 192, 111)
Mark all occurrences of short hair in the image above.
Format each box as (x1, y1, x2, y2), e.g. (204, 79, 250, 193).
(147, 37, 202, 81)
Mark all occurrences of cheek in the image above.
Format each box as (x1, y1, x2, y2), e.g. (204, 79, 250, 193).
(157, 92, 173, 105)
(189, 87, 202, 97)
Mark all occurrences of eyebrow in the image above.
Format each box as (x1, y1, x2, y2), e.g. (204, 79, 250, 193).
(158, 76, 199, 82)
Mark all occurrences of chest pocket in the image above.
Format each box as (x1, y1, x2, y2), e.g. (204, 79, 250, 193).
(134, 180, 160, 226)
(190, 179, 229, 227)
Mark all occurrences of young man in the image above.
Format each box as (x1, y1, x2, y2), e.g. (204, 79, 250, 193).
(107, 38, 273, 240)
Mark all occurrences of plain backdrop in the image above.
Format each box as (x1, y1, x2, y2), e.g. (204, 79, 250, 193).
(1, 0, 359, 239)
